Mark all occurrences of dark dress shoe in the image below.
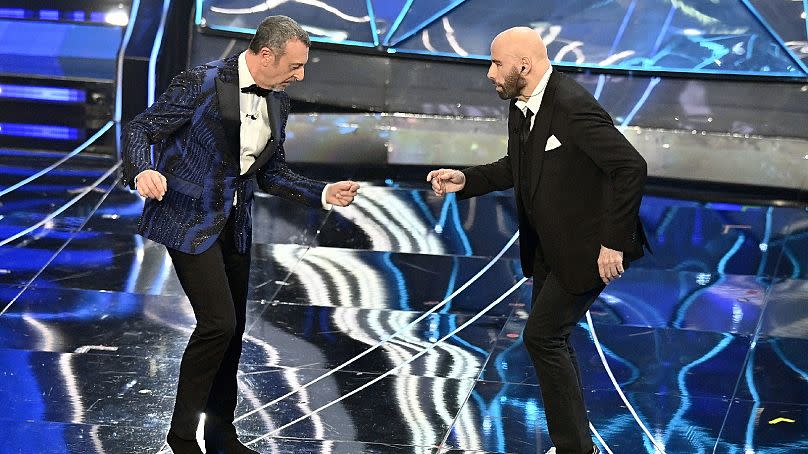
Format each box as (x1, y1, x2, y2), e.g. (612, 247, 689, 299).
(166, 430, 203, 454)
(545, 446, 600, 454)
(205, 437, 259, 454)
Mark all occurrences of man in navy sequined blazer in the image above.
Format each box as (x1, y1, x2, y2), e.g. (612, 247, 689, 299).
(121, 15, 359, 454)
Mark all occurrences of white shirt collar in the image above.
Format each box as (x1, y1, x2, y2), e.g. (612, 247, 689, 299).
(238, 51, 257, 90)
(515, 66, 553, 115)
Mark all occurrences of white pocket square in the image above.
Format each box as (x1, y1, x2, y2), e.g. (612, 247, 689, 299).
(545, 135, 562, 151)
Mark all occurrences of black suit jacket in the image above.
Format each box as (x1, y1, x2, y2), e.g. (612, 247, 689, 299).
(458, 71, 649, 293)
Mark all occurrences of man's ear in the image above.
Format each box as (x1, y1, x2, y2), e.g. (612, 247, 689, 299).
(260, 47, 275, 65)
(520, 57, 531, 74)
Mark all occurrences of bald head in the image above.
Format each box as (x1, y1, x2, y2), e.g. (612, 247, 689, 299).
(492, 27, 548, 64)
(487, 27, 550, 100)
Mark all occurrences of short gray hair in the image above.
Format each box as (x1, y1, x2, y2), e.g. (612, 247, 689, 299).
(249, 15, 310, 56)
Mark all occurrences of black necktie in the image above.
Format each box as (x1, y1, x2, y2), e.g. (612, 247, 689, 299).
(519, 108, 534, 144)
(241, 84, 271, 97)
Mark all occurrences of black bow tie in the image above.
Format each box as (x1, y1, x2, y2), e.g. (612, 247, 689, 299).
(241, 84, 271, 97)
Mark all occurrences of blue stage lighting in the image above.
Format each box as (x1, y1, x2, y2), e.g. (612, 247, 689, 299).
(0, 84, 86, 103)
(39, 9, 59, 20)
(0, 8, 25, 19)
(0, 123, 81, 140)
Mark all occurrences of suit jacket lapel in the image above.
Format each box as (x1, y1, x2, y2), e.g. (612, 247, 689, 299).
(243, 134, 275, 176)
(529, 70, 561, 204)
(266, 92, 282, 142)
(215, 75, 241, 162)
(508, 100, 522, 192)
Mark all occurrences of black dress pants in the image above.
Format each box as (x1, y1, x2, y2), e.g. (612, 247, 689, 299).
(166, 213, 251, 443)
(522, 272, 604, 454)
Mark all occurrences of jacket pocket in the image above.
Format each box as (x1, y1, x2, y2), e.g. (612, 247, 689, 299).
(165, 171, 203, 199)
(543, 144, 567, 157)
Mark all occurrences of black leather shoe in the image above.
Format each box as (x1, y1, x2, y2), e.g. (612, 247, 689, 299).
(544, 446, 600, 454)
(166, 430, 203, 454)
(205, 437, 259, 454)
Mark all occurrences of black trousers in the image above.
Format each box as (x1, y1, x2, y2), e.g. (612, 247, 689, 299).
(523, 272, 604, 454)
(166, 213, 251, 443)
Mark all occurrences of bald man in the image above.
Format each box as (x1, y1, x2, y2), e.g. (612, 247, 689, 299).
(427, 28, 649, 454)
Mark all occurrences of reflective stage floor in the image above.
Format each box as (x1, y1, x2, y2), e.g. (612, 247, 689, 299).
(1, 151, 808, 454)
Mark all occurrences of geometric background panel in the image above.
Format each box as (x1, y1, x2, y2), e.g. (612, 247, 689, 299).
(199, 0, 808, 78)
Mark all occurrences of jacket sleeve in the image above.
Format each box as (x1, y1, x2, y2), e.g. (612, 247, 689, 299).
(255, 93, 326, 208)
(456, 154, 514, 200)
(567, 96, 647, 252)
(255, 142, 327, 208)
(120, 68, 204, 189)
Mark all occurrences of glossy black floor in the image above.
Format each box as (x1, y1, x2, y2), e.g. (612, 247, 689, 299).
(2, 150, 808, 454)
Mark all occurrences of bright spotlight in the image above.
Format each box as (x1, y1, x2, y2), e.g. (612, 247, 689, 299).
(104, 9, 128, 26)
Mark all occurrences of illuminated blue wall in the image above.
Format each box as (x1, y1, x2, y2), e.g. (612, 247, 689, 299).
(198, 0, 808, 78)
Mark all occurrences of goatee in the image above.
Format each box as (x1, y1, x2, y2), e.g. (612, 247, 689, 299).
(496, 66, 527, 100)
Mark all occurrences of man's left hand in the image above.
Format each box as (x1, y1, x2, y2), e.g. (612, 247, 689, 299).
(597, 245, 624, 285)
(326, 181, 360, 207)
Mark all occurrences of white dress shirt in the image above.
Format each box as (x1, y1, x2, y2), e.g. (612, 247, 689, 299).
(514, 66, 553, 132)
(237, 51, 271, 175)
(237, 52, 332, 209)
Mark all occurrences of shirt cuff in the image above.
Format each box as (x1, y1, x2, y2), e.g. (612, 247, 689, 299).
(321, 184, 333, 210)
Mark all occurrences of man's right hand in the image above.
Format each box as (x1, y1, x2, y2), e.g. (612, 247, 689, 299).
(135, 169, 167, 201)
(426, 169, 466, 197)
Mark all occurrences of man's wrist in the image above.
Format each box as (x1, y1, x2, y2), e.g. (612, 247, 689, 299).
(134, 169, 151, 186)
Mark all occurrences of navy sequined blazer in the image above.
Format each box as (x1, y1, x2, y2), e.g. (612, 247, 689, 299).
(121, 54, 326, 254)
